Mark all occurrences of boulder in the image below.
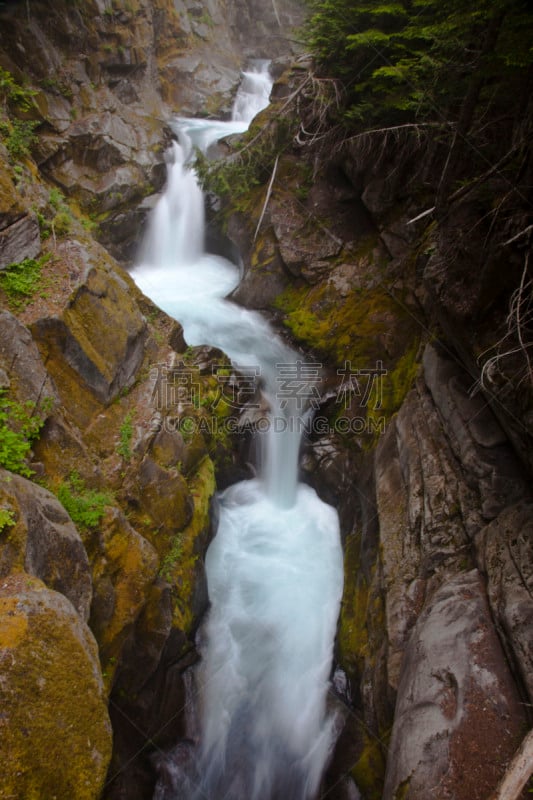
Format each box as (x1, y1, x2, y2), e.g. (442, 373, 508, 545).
(0, 468, 92, 620)
(32, 263, 147, 415)
(0, 574, 112, 800)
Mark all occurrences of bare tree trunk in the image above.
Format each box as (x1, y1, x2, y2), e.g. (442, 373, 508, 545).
(488, 728, 533, 800)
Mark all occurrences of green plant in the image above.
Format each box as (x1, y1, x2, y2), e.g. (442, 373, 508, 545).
(0, 508, 15, 533)
(160, 533, 184, 580)
(117, 412, 134, 461)
(0, 66, 36, 112)
(0, 254, 51, 309)
(56, 472, 112, 530)
(0, 118, 38, 162)
(48, 187, 65, 210)
(52, 210, 72, 236)
(40, 189, 74, 239)
(0, 390, 50, 477)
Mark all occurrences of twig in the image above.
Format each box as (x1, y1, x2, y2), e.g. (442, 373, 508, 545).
(503, 224, 533, 247)
(512, 250, 532, 382)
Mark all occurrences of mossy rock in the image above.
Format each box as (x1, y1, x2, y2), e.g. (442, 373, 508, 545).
(160, 455, 216, 632)
(87, 506, 159, 691)
(351, 727, 387, 800)
(0, 574, 112, 800)
(337, 527, 370, 683)
(0, 467, 92, 620)
(31, 263, 148, 426)
(275, 281, 421, 426)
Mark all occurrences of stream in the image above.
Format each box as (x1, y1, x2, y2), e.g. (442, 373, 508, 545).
(131, 61, 344, 800)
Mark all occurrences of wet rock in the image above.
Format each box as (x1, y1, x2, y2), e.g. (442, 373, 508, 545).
(383, 570, 527, 800)
(33, 411, 99, 484)
(229, 226, 290, 309)
(0, 468, 92, 620)
(270, 193, 342, 279)
(168, 320, 187, 353)
(0, 574, 112, 799)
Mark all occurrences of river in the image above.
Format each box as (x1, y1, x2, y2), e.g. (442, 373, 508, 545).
(131, 61, 344, 800)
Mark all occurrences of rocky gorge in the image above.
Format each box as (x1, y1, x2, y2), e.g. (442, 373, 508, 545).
(0, 1, 532, 800)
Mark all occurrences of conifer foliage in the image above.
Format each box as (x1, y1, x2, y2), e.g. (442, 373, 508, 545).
(305, 0, 532, 127)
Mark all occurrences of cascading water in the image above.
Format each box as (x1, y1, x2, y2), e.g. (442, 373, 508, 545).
(131, 61, 344, 800)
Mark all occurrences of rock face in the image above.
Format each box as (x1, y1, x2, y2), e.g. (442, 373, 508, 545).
(0, 3, 304, 800)
(0, 0, 304, 263)
(2, 4, 531, 800)
(383, 571, 527, 800)
(219, 64, 533, 800)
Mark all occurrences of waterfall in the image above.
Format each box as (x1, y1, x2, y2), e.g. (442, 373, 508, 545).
(131, 61, 343, 800)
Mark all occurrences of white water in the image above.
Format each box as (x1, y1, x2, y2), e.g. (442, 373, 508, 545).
(132, 62, 343, 800)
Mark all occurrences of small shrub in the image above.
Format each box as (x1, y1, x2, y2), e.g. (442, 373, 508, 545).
(48, 187, 65, 210)
(52, 210, 72, 236)
(0, 118, 39, 162)
(0, 508, 15, 533)
(56, 472, 112, 530)
(117, 412, 134, 461)
(0, 66, 37, 112)
(160, 534, 184, 580)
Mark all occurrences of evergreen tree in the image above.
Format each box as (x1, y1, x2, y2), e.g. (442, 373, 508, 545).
(305, 0, 533, 127)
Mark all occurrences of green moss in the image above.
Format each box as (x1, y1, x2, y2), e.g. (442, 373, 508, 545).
(0, 578, 112, 799)
(275, 280, 421, 442)
(394, 776, 412, 799)
(160, 532, 184, 581)
(275, 282, 417, 368)
(338, 529, 369, 679)
(368, 336, 421, 426)
(163, 456, 215, 632)
(351, 729, 386, 800)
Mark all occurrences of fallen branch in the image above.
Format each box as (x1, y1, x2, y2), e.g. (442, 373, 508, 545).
(271, 0, 281, 28)
(488, 727, 533, 800)
(253, 154, 279, 242)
